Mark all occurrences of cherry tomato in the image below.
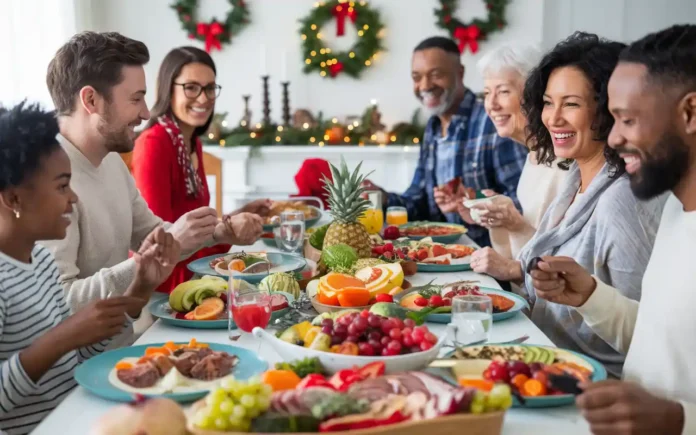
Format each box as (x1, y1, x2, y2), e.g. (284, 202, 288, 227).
(428, 295, 444, 307)
(375, 294, 393, 303)
(414, 296, 428, 307)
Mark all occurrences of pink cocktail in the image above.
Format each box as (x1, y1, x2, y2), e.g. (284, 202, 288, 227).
(230, 292, 272, 333)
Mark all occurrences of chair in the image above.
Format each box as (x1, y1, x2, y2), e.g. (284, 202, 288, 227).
(203, 151, 223, 217)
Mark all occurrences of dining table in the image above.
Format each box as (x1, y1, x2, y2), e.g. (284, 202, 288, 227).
(33, 233, 593, 434)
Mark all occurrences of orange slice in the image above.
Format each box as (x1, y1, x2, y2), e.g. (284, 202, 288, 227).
(228, 259, 245, 272)
(324, 273, 366, 291)
(336, 287, 371, 307)
(193, 303, 224, 320)
(199, 297, 225, 311)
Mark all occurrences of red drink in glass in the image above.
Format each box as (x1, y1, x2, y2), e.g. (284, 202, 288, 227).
(230, 292, 272, 333)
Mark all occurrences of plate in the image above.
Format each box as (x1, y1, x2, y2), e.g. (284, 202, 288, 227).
(262, 205, 323, 232)
(74, 342, 267, 403)
(148, 291, 295, 330)
(399, 222, 467, 244)
(416, 262, 472, 272)
(395, 286, 528, 323)
(187, 252, 307, 284)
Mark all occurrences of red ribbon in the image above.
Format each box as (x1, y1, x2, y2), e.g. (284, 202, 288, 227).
(329, 61, 344, 77)
(454, 25, 481, 54)
(197, 21, 224, 52)
(332, 4, 357, 37)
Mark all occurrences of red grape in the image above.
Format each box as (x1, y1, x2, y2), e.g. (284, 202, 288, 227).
(443, 297, 452, 307)
(402, 335, 414, 347)
(321, 325, 332, 335)
(334, 324, 348, 336)
(392, 318, 404, 330)
(489, 361, 506, 372)
(428, 295, 444, 307)
(488, 365, 510, 383)
(321, 319, 334, 328)
(389, 329, 402, 341)
(424, 332, 438, 344)
(367, 314, 381, 328)
(369, 339, 382, 353)
(401, 327, 412, 337)
(368, 331, 382, 342)
(528, 362, 544, 374)
(380, 336, 391, 346)
(360, 310, 370, 319)
(347, 323, 360, 337)
(419, 341, 434, 351)
(380, 319, 395, 335)
(338, 316, 352, 326)
(331, 335, 343, 345)
(358, 342, 374, 356)
(353, 317, 369, 332)
(411, 328, 425, 344)
(507, 361, 531, 377)
(403, 319, 416, 329)
(345, 335, 359, 343)
(387, 340, 402, 353)
(414, 297, 428, 307)
(381, 348, 391, 357)
(410, 346, 422, 354)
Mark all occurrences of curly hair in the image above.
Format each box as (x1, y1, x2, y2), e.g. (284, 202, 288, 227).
(0, 101, 60, 190)
(522, 32, 626, 177)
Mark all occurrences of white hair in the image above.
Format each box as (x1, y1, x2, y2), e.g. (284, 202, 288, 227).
(476, 44, 542, 81)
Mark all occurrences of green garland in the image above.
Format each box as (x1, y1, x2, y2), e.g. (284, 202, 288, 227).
(434, 0, 510, 54)
(171, 0, 250, 52)
(299, 1, 385, 79)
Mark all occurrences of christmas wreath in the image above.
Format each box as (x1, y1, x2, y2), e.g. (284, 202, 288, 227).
(434, 0, 509, 54)
(171, 0, 250, 53)
(299, 1, 385, 79)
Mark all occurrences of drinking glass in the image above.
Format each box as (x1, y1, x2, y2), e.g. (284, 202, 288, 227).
(358, 190, 384, 234)
(386, 206, 408, 226)
(230, 291, 272, 335)
(228, 278, 261, 340)
(450, 295, 493, 345)
(278, 211, 305, 254)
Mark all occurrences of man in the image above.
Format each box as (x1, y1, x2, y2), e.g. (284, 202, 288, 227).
(530, 24, 696, 434)
(41, 31, 263, 343)
(363, 37, 527, 247)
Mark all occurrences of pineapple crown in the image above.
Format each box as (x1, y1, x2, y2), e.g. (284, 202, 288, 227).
(322, 157, 373, 224)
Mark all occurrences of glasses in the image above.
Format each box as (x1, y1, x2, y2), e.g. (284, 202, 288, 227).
(276, 211, 305, 254)
(174, 82, 222, 99)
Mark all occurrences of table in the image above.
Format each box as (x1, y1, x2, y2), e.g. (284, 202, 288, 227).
(34, 235, 591, 434)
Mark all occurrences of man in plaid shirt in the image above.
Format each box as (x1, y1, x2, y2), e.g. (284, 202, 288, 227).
(364, 37, 528, 247)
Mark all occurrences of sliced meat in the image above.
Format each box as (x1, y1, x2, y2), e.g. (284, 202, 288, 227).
(347, 377, 396, 402)
(117, 362, 160, 388)
(173, 347, 213, 358)
(152, 355, 174, 376)
(171, 352, 200, 377)
(190, 352, 238, 381)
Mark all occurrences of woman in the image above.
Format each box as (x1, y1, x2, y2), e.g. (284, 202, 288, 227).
(132, 47, 270, 293)
(486, 33, 665, 377)
(468, 44, 568, 279)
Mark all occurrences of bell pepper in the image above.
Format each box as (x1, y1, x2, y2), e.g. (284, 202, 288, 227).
(297, 374, 335, 390)
(356, 361, 385, 379)
(329, 369, 363, 391)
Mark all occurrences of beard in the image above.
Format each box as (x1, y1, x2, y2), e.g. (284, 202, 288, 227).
(624, 132, 690, 200)
(416, 85, 456, 118)
(97, 104, 137, 153)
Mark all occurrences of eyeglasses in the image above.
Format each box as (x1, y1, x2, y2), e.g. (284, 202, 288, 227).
(174, 82, 222, 99)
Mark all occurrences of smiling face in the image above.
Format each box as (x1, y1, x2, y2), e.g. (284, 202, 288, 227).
(482, 69, 526, 141)
(541, 66, 604, 161)
(608, 62, 691, 199)
(171, 62, 217, 129)
(412, 48, 464, 118)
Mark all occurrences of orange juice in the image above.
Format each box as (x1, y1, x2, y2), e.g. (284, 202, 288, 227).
(359, 209, 384, 234)
(386, 207, 408, 226)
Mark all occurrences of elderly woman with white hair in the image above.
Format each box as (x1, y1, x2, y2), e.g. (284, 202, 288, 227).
(467, 44, 568, 282)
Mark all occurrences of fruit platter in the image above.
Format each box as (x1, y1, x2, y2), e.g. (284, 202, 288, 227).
(371, 237, 477, 272)
(187, 357, 509, 434)
(398, 222, 468, 244)
(187, 251, 307, 283)
(149, 275, 296, 330)
(395, 281, 529, 323)
(263, 201, 323, 231)
(432, 344, 607, 408)
(74, 340, 268, 403)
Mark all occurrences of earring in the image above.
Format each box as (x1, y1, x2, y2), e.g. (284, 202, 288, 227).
(13, 209, 20, 219)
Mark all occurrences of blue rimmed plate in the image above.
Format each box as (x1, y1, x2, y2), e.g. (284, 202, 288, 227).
(187, 252, 306, 284)
(74, 342, 267, 403)
(399, 222, 467, 244)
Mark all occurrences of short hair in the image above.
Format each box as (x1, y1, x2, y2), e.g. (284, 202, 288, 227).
(47, 31, 150, 116)
(477, 44, 542, 81)
(0, 102, 60, 190)
(414, 36, 460, 56)
(619, 24, 696, 93)
(522, 32, 626, 176)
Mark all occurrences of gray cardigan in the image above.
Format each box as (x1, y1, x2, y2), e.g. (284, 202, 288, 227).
(518, 162, 667, 377)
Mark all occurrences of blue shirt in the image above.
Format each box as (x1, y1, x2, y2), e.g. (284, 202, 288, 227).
(386, 89, 528, 247)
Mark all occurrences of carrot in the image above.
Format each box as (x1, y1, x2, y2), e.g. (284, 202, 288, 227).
(521, 379, 547, 397)
(511, 374, 530, 391)
(458, 379, 494, 391)
(144, 347, 170, 357)
(163, 341, 179, 352)
(262, 370, 302, 392)
(115, 361, 133, 371)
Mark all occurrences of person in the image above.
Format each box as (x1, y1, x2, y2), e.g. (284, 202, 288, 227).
(292, 158, 333, 210)
(362, 36, 528, 247)
(131, 46, 271, 293)
(467, 44, 568, 277)
(530, 25, 696, 434)
(490, 32, 666, 377)
(0, 102, 179, 434)
(41, 31, 262, 344)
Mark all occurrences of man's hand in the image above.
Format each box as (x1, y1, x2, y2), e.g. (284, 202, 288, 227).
(470, 247, 523, 281)
(433, 186, 461, 214)
(235, 199, 273, 217)
(360, 180, 387, 206)
(577, 380, 684, 435)
(215, 212, 264, 246)
(131, 226, 180, 293)
(529, 256, 597, 307)
(167, 207, 218, 253)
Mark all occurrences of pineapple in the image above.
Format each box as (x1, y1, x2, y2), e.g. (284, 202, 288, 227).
(322, 158, 374, 258)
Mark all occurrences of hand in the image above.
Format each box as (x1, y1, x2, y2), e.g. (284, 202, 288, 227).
(471, 195, 527, 232)
(238, 199, 273, 217)
(55, 297, 146, 350)
(433, 186, 460, 214)
(168, 207, 218, 253)
(360, 180, 387, 206)
(216, 212, 264, 246)
(577, 380, 684, 435)
(131, 226, 181, 296)
(455, 200, 477, 225)
(529, 256, 597, 307)
(470, 247, 522, 281)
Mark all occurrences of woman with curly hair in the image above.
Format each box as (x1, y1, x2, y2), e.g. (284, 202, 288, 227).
(491, 32, 666, 377)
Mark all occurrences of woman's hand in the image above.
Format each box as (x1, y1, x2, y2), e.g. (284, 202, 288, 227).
(470, 247, 523, 281)
(471, 195, 527, 232)
(433, 186, 461, 214)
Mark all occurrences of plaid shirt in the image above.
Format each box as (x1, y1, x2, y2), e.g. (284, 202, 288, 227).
(387, 89, 528, 247)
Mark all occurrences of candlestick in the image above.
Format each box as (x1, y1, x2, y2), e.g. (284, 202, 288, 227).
(240, 95, 251, 127)
(281, 82, 291, 127)
(262, 75, 271, 126)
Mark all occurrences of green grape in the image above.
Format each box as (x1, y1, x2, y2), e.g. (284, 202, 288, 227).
(487, 384, 512, 411)
(214, 417, 230, 431)
(240, 394, 256, 409)
(499, 394, 513, 410)
(219, 398, 235, 415)
(470, 390, 487, 414)
(256, 395, 271, 411)
(470, 401, 485, 414)
(194, 410, 215, 429)
(206, 387, 228, 406)
(232, 405, 247, 419)
(260, 383, 273, 397)
(221, 377, 238, 391)
(247, 375, 261, 385)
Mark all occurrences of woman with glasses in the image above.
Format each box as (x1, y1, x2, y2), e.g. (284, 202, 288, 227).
(132, 46, 270, 293)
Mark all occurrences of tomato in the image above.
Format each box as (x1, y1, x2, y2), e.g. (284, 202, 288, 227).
(428, 295, 444, 307)
(375, 294, 394, 303)
(414, 296, 428, 307)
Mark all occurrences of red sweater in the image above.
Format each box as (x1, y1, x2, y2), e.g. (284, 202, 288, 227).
(132, 124, 230, 293)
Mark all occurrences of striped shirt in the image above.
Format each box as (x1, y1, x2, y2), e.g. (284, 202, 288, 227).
(0, 245, 122, 434)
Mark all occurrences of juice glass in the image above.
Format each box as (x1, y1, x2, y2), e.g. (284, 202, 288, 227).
(386, 206, 408, 226)
(230, 291, 272, 334)
(358, 190, 384, 234)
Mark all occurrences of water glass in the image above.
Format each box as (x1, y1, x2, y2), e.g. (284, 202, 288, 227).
(277, 211, 305, 254)
(450, 295, 493, 345)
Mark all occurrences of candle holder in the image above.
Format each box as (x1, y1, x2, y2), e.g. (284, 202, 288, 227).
(240, 95, 252, 127)
(261, 75, 271, 126)
(281, 82, 291, 127)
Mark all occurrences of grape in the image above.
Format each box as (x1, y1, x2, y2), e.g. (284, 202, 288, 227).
(347, 323, 360, 336)
(219, 399, 235, 415)
(256, 395, 271, 410)
(401, 327, 412, 337)
(221, 378, 238, 392)
(387, 340, 402, 353)
(358, 342, 375, 356)
(345, 335, 359, 343)
(391, 318, 405, 330)
(360, 309, 370, 318)
(353, 316, 368, 332)
(331, 335, 343, 345)
(321, 318, 334, 328)
(470, 390, 487, 414)
(380, 336, 391, 346)
(528, 362, 544, 374)
(367, 314, 381, 327)
(240, 394, 256, 409)
(381, 347, 391, 356)
(214, 417, 230, 430)
(411, 328, 425, 344)
(389, 328, 402, 340)
(368, 331, 382, 342)
(260, 383, 273, 396)
(380, 319, 395, 335)
(419, 340, 434, 351)
(334, 324, 348, 336)
(321, 325, 333, 335)
(410, 346, 422, 354)
(369, 340, 382, 353)
(507, 361, 531, 378)
(232, 404, 246, 419)
(338, 316, 352, 326)
(402, 335, 414, 347)
(487, 384, 513, 411)
(195, 410, 214, 429)
(403, 318, 416, 329)
(424, 332, 438, 344)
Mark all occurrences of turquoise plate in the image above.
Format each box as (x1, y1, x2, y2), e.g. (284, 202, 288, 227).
(148, 291, 295, 330)
(429, 344, 607, 408)
(416, 262, 472, 272)
(187, 252, 307, 284)
(395, 286, 528, 323)
(74, 342, 267, 403)
(399, 222, 467, 244)
(262, 206, 323, 232)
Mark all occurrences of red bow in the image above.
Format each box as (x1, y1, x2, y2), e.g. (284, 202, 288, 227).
(454, 25, 481, 54)
(329, 61, 344, 77)
(332, 4, 357, 37)
(197, 21, 224, 53)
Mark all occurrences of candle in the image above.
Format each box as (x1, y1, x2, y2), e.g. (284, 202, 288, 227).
(260, 44, 267, 76)
(281, 51, 288, 82)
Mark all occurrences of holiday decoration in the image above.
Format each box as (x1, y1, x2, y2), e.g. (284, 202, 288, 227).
(239, 95, 252, 127)
(171, 0, 250, 53)
(434, 0, 510, 54)
(299, 1, 385, 79)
